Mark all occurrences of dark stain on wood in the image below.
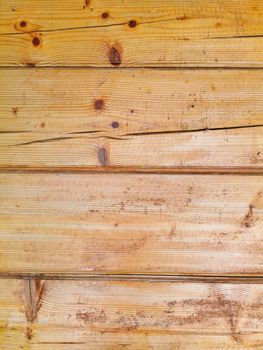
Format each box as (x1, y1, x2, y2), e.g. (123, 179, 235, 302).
(242, 204, 255, 228)
(22, 60, 36, 67)
(83, 0, 90, 9)
(97, 147, 109, 166)
(11, 107, 18, 115)
(76, 309, 107, 323)
(177, 15, 188, 20)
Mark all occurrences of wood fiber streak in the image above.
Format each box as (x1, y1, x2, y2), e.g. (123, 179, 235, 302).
(1, 0, 263, 66)
(0, 173, 263, 275)
(2, 279, 263, 349)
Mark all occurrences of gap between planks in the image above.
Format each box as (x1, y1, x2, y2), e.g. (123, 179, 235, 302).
(4, 274, 263, 284)
(0, 166, 263, 175)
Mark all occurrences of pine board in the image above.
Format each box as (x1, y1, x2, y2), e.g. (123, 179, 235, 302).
(1, 0, 263, 67)
(0, 173, 263, 275)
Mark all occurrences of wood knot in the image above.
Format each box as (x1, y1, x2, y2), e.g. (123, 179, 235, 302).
(94, 99, 104, 111)
(102, 12, 109, 19)
(97, 147, 109, 166)
(32, 36, 40, 47)
(128, 20, 137, 28)
(20, 20, 27, 27)
(109, 45, 122, 66)
(111, 121, 119, 129)
(11, 107, 18, 115)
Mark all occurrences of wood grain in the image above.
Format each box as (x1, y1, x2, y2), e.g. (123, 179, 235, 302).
(1, 68, 263, 171)
(1, 0, 263, 67)
(2, 278, 263, 349)
(1, 68, 263, 134)
(1, 173, 263, 275)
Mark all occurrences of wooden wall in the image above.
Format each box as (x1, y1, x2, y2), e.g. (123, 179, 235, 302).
(0, 1, 263, 348)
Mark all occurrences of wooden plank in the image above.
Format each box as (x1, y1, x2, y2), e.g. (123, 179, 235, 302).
(2, 278, 263, 349)
(1, 0, 263, 67)
(1, 173, 263, 275)
(1, 68, 263, 171)
(0, 126, 262, 171)
(1, 68, 263, 134)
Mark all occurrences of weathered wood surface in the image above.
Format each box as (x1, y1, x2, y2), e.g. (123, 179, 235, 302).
(2, 278, 263, 349)
(0, 173, 262, 275)
(1, 0, 263, 67)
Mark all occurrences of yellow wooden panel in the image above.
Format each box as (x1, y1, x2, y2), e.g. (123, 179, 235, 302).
(0, 0, 263, 66)
(1, 173, 263, 275)
(7, 279, 263, 349)
(0, 127, 262, 171)
(1, 68, 263, 171)
(1, 68, 263, 134)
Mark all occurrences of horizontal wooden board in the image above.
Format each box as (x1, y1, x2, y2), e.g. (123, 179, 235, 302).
(1, 173, 263, 275)
(1, 0, 263, 66)
(2, 278, 263, 348)
(1, 68, 263, 134)
(0, 126, 262, 171)
(1, 68, 263, 171)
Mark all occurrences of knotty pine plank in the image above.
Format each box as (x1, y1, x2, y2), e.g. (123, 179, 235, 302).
(0, 173, 263, 275)
(1, 68, 263, 134)
(1, 0, 263, 66)
(1, 68, 263, 171)
(2, 278, 263, 349)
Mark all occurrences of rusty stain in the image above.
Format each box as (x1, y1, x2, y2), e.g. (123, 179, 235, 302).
(242, 204, 255, 228)
(83, 0, 90, 9)
(94, 99, 104, 111)
(128, 19, 137, 28)
(76, 309, 107, 323)
(109, 45, 122, 66)
(97, 147, 109, 166)
(177, 15, 188, 20)
(118, 236, 148, 253)
(11, 107, 18, 115)
(111, 121, 119, 129)
(22, 60, 36, 67)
